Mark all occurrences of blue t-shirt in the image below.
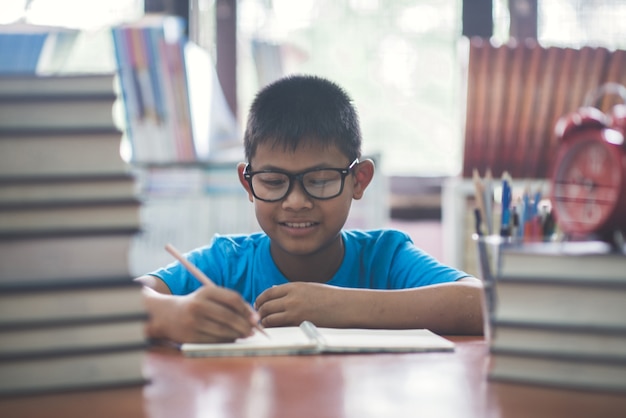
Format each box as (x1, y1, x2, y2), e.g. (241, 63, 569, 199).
(151, 229, 469, 305)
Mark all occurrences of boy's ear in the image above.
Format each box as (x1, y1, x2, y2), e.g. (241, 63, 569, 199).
(237, 162, 255, 202)
(351, 158, 375, 200)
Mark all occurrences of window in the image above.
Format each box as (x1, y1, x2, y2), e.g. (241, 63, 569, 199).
(0, 0, 143, 73)
(6, 0, 626, 175)
(494, 0, 626, 49)
(235, 0, 462, 176)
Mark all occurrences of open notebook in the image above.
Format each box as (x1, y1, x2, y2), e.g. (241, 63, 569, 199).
(181, 321, 455, 357)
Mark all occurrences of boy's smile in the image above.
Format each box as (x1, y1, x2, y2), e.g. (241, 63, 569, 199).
(238, 140, 373, 281)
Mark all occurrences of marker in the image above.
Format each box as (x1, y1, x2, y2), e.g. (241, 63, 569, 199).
(500, 172, 512, 237)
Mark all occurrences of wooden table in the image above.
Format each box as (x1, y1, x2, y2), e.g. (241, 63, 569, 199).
(1, 336, 625, 418)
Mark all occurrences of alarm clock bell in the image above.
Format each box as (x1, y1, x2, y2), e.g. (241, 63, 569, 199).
(551, 83, 626, 251)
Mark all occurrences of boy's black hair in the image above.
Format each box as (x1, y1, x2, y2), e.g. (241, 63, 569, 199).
(243, 75, 362, 162)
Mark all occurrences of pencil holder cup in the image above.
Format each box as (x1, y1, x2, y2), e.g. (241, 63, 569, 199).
(472, 234, 521, 341)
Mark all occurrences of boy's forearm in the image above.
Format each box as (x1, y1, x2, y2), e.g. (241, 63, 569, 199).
(140, 286, 178, 341)
(335, 279, 484, 335)
(134, 276, 177, 341)
(135, 275, 172, 294)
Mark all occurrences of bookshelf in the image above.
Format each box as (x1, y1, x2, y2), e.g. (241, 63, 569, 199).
(129, 161, 257, 275)
(111, 13, 240, 165)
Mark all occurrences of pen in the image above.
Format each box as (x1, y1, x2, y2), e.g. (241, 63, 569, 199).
(542, 207, 555, 240)
(521, 186, 530, 240)
(474, 207, 484, 236)
(509, 206, 517, 238)
(483, 168, 494, 235)
(164, 243, 270, 338)
(500, 172, 512, 237)
(526, 187, 543, 242)
(473, 169, 488, 235)
(533, 187, 543, 218)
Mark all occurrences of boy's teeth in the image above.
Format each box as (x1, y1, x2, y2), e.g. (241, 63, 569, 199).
(285, 222, 313, 228)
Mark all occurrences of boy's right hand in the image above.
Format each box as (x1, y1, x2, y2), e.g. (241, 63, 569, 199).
(143, 285, 257, 344)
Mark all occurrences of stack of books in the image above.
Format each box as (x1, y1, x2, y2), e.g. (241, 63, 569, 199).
(0, 73, 148, 395)
(487, 240, 626, 392)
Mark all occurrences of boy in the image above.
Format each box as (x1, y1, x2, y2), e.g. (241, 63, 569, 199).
(137, 75, 483, 343)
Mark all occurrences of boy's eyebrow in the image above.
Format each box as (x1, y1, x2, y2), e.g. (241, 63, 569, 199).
(250, 162, 341, 172)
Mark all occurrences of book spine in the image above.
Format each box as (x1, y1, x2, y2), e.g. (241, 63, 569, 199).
(0, 312, 148, 331)
(0, 276, 140, 293)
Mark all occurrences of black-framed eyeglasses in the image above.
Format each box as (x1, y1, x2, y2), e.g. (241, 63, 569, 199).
(243, 159, 359, 202)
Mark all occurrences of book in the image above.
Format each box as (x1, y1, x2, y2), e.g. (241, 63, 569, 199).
(491, 320, 626, 361)
(0, 30, 48, 74)
(0, 174, 138, 204)
(493, 278, 626, 328)
(0, 279, 146, 326)
(0, 315, 146, 358)
(498, 240, 626, 282)
(0, 23, 79, 74)
(0, 73, 117, 96)
(0, 198, 142, 236)
(0, 231, 139, 283)
(489, 350, 626, 392)
(112, 14, 195, 163)
(0, 73, 126, 178)
(0, 129, 128, 178)
(181, 321, 455, 357)
(0, 94, 119, 131)
(0, 346, 147, 396)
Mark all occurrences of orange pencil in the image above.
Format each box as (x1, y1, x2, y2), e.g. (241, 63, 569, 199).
(164, 243, 269, 338)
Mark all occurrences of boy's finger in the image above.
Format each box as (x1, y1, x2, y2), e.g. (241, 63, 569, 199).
(200, 286, 251, 315)
(195, 316, 251, 342)
(254, 284, 285, 309)
(201, 301, 255, 337)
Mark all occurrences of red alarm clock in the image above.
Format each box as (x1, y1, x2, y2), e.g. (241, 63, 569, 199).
(551, 102, 626, 241)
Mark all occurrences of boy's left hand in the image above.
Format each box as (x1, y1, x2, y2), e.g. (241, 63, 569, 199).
(254, 282, 349, 327)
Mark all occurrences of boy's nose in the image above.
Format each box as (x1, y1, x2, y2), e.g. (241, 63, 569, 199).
(281, 180, 313, 209)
